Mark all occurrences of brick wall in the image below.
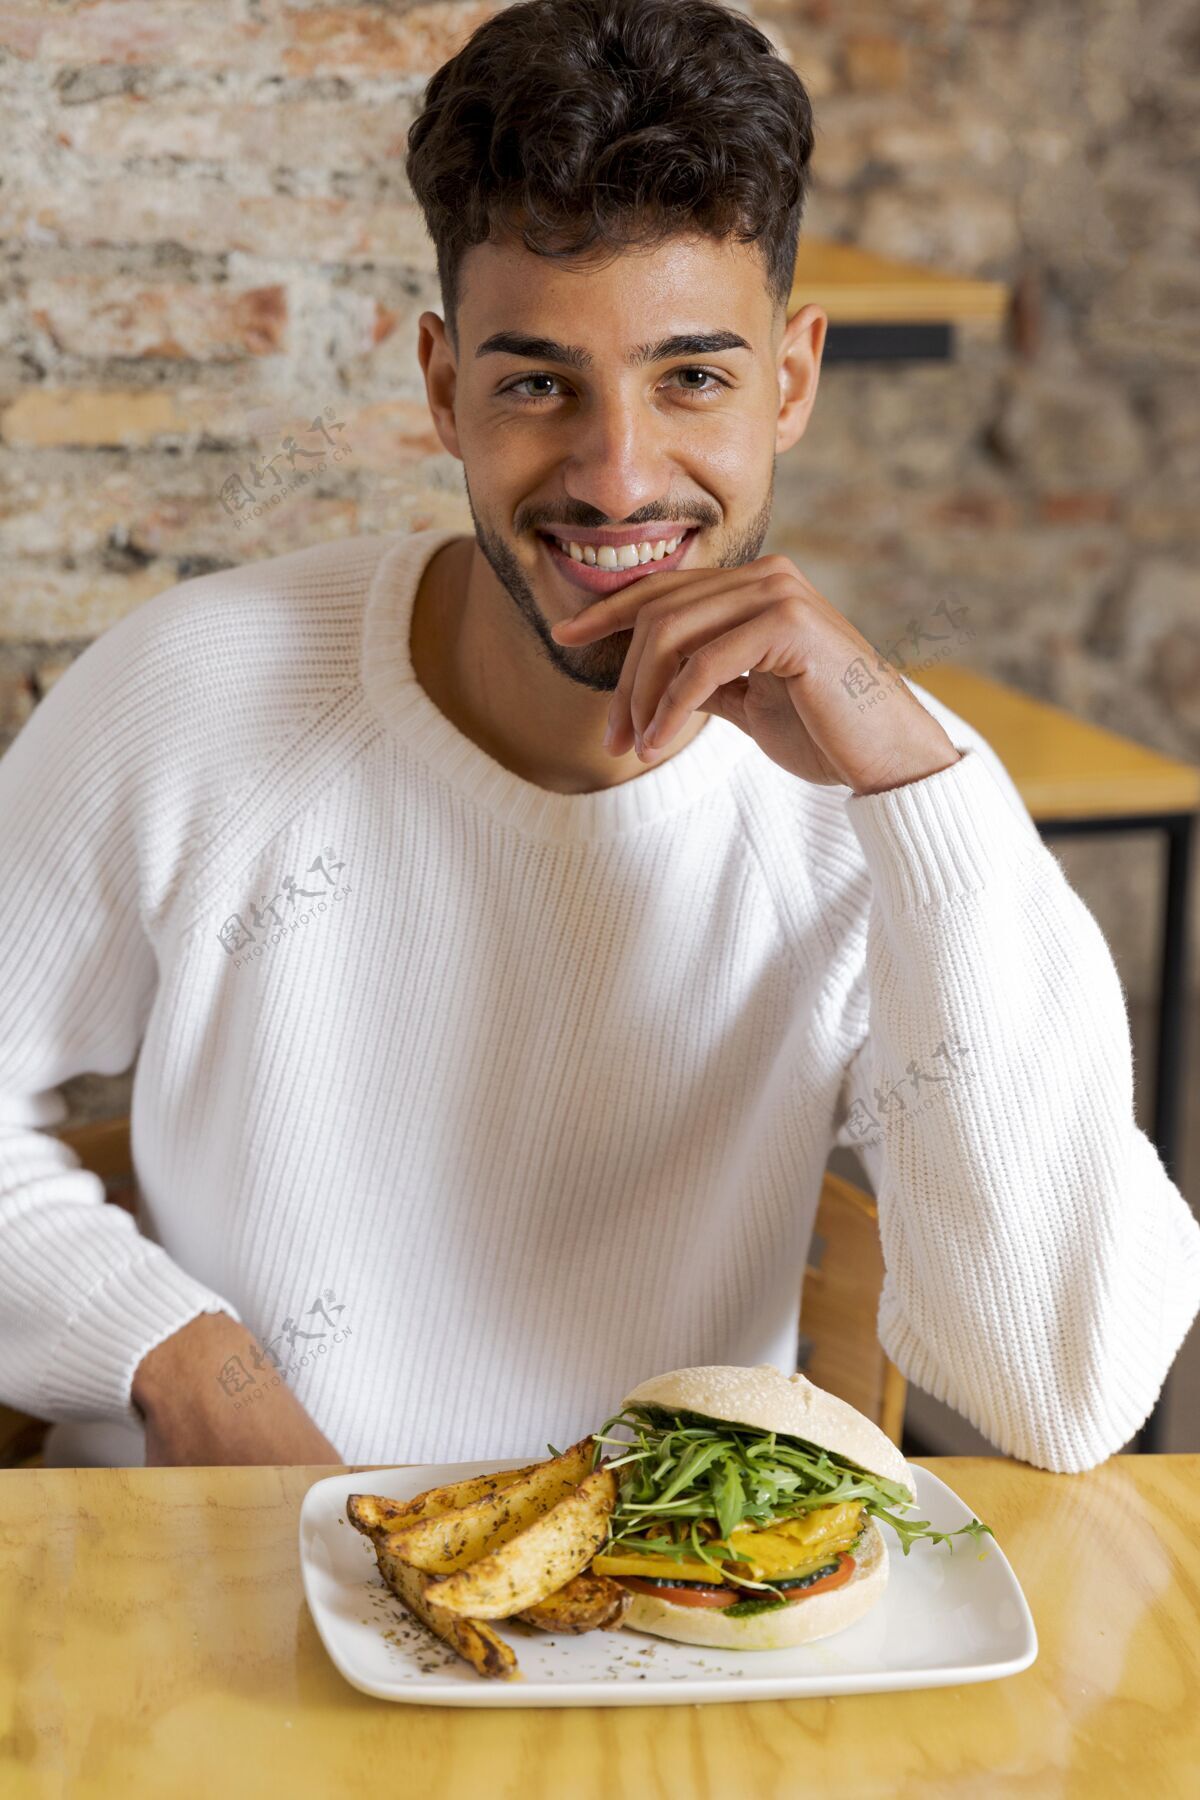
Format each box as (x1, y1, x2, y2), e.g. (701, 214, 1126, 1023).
(2, 0, 1197, 1026)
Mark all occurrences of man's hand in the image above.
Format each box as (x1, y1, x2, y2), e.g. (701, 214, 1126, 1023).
(550, 553, 962, 796)
(132, 1311, 342, 1467)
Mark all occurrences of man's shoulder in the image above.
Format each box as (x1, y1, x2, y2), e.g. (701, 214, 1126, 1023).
(117, 529, 400, 669)
(52, 529, 404, 769)
(2, 532, 414, 944)
(115, 532, 404, 930)
(30, 529, 405, 822)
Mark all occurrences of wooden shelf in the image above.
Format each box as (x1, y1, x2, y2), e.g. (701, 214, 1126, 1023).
(790, 237, 1010, 328)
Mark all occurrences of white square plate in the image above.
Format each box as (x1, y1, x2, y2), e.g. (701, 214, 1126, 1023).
(300, 1459, 1037, 1707)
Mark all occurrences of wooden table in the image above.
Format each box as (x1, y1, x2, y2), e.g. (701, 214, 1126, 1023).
(914, 665, 1200, 1451)
(2, 1456, 1195, 1796)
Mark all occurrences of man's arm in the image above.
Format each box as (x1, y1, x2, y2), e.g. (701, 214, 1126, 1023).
(833, 719, 1200, 1472)
(0, 609, 256, 1436)
(132, 1313, 341, 1465)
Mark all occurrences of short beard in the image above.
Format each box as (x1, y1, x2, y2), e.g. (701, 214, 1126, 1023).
(462, 471, 776, 694)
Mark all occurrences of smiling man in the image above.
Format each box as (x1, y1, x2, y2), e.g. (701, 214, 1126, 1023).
(1, 0, 1197, 1474)
(411, 233, 959, 801)
(409, 237, 787, 792)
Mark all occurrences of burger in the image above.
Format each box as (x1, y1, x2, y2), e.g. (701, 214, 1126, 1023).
(589, 1363, 991, 1650)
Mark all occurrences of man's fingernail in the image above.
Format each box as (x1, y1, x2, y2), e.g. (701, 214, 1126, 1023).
(602, 717, 615, 749)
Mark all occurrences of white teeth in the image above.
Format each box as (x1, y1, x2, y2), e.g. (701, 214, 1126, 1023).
(558, 532, 685, 567)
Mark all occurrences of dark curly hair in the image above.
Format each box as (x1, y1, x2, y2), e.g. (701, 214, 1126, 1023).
(405, 0, 816, 347)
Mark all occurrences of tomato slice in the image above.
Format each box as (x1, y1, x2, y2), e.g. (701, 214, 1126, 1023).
(619, 1554, 857, 1611)
(619, 1577, 737, 1609)
(780, 1553, 856, 1602)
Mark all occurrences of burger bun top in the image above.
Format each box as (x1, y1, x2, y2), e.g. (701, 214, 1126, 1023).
(621, 1363, 913, 1497)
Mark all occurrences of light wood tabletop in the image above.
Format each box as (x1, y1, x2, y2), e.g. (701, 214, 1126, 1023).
(915, 663, 1200, 821)
(1, 1455, 1195, 1797)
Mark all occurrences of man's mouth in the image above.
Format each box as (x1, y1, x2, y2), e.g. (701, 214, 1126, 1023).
(537, 528, 698, 596)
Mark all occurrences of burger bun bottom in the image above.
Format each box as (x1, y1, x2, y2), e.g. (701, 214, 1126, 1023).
(618, 1516, 888, 1650)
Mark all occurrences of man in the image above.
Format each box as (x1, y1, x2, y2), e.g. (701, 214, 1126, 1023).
(1, 0, 1196, 1472)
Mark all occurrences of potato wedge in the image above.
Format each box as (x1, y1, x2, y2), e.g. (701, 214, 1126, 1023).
(374, 1540, 519, 1681)
(516, 1570, 631, 1634)
(347, 1492, 417, 1540)
(346, 1460, 537, 1540)
(382, 1436, 595, 1576)
(426, 1465, 617, 1619)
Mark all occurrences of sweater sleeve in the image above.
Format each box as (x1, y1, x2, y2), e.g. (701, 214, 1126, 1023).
(831, 719, 1200, 1474)
(0, 614, 242, 1432)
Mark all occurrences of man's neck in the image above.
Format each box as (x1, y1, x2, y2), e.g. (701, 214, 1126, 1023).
(410, 534, 709, 796)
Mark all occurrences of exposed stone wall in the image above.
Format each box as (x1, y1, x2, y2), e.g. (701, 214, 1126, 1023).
(1, 0, 1197, 1020)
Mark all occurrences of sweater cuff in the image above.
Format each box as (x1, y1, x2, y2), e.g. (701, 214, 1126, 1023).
(37, 1247, 243, 1430)
(845, 745, 1043, 917)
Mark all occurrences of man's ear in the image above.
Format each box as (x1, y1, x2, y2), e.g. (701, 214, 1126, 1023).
(418, 310, 463, 461)
(776, 302, 827, 454)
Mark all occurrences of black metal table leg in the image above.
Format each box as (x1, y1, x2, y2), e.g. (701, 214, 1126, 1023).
(1136, 811, 1195, 1452)
(1152, 813, 1194, 1183)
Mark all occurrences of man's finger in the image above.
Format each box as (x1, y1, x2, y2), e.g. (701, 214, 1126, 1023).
(627, 588, 770, 749)
(551, 561, 767, 644)
(605, 572, 783, 753)
(643, 614, 796, 749)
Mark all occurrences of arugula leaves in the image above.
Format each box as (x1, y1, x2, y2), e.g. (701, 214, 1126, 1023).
(592, 1404, 993, 1580)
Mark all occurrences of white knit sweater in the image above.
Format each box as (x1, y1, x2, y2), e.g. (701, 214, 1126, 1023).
(1, 528, 1196, 1472)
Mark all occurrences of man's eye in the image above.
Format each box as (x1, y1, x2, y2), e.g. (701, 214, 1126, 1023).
(502, 368, 730, 403)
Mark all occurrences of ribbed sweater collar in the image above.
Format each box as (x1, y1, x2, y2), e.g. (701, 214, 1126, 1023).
(360, 527, 757, 843)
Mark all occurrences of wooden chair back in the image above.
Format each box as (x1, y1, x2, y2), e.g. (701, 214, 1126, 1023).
(0, 1121, 905, 1464)
(800, 1169, 907, 1444)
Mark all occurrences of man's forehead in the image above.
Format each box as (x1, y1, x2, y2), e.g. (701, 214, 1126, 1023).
(457, 230, 775, 352)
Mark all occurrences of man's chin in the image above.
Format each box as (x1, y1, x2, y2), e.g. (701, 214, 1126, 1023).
(537, 624, 632, 694)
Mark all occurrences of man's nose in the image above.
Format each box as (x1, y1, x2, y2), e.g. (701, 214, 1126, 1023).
(558, 398, 676, 526)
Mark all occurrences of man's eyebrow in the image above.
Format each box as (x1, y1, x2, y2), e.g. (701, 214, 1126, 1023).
(474, 330, 753, 369)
